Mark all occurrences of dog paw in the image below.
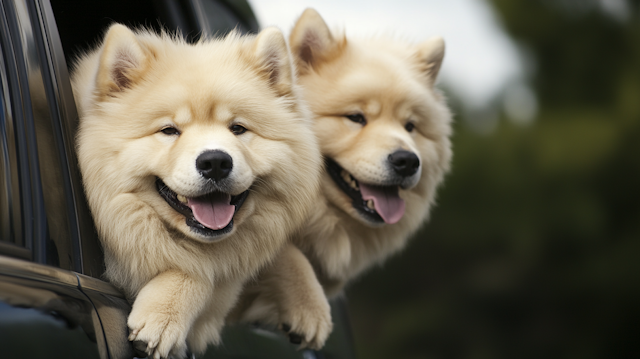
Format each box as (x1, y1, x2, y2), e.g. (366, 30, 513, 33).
(128, 310, 189, 359)
(279, 300, 333, 350)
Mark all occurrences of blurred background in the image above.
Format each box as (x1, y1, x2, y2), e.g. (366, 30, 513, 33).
(249, 0, 640, 358)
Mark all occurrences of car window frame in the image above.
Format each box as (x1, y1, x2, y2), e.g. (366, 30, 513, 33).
(0, 0, 45, 261)
(0, 0, 104, 276)
(33, 0, 105, 276)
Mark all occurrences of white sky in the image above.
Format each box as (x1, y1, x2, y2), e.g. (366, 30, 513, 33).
(247, 0, 525, 111)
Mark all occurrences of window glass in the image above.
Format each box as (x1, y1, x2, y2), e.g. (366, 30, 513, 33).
(12, 0, 72, 268)
(0, 24, 23, 251)
(200, 0, 249, 36)
(0, 72, 14, 244)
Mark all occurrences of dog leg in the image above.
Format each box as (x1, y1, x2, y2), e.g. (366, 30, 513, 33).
(186, 279, 244, 354)
(297, 204, 352, 293)
(242, 243, 333, 349)
(127, 270, 210, 359)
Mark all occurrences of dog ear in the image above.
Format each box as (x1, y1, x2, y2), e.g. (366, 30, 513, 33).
(415, 36, 445, 87)
(289, 8, 343, 74)
(96, 24, 148, 96)
(254, 27, 294, 97)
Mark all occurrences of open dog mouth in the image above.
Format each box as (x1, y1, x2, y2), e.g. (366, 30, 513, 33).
(156, 178, 249, 238)
(325, 158, 405, 225)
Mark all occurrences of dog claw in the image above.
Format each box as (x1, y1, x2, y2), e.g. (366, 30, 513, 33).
(132, 341, 148, 357)
(289, 333, 303, 345)
(281, 324, 304, 345)
(128, 329, 139, 341)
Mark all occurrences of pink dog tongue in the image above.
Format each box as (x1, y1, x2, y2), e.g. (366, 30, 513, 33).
(360, 184, 405, 224)
(187, 193, 234, 230)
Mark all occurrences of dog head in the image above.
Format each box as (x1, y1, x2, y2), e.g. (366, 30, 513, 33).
(76, 24, 321, 243)
(290, 9, 452, 227)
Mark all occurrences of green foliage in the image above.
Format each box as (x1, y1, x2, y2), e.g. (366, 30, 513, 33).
(349, 1, 640, 358)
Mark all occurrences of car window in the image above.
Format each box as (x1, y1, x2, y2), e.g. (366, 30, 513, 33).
(14, 0, 75, 269)
(36, 0, 106, 277)
(206, 0, 259, 34)
(0, 3, 25, 258)
(50, 0, 200, 64)
(0, 0, 84, 270)
(199, 0, 247, 36)
(0, 53, 22, 251)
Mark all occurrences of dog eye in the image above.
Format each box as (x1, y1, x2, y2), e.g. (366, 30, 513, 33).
(230, 124, 247, 135)
(160, 126, 180, 135)
(346, 113, 367, 125)
(405, 122, 415, 132)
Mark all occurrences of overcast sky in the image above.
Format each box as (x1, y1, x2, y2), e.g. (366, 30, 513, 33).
(247, 0, 527, 113)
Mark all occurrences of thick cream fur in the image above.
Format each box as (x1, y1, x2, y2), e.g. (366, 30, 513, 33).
(233, 243, 332, 349)
(290, 9, 453, 296)
(73, 24, 321, 358)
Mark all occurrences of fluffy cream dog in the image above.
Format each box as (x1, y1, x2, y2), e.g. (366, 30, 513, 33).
(232, 8, 453, 349)
(73, 24, 322, 358)
(289, 9, 453, 296)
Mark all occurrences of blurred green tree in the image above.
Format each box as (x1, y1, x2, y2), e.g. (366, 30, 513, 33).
(349, 1, 640, 358)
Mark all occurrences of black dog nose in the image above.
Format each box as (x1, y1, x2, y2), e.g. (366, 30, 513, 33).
(196, 150, 233, 180)
(388, 150, 420, 177)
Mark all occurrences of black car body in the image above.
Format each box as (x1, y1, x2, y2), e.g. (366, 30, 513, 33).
(0, 1, 356, 358)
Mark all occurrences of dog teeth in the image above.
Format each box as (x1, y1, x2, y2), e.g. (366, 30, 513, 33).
(341, 169, 360, 191)
(177, 194, 188, 204)
(366, 199, 375, 210)
(341, 170, 350, 183)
